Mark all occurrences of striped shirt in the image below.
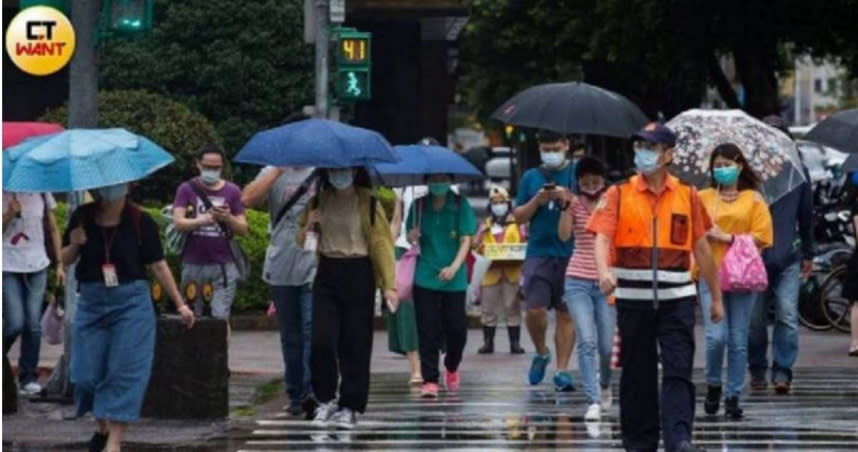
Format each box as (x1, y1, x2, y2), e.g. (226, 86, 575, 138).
(566, 197, 599, 281)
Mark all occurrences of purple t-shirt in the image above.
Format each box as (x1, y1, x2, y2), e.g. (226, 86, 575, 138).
(173, 179, 246, 265)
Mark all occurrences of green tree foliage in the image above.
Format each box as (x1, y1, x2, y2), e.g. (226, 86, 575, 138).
(40, 90, 223, 203)
(97, 0, 314, 165)
(461, 0, 858, 121)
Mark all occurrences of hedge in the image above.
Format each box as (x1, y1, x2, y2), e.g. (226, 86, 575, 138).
(55, 202, 271, 313)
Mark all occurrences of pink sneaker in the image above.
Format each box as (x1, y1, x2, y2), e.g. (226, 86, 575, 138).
(444, 370, 461, 392)
(420, 382, 439, 398)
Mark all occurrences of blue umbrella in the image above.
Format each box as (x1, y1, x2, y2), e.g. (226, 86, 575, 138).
(3, 128, 174, 193)
(234, 118, 398, 168)
(371, 145, 485, 187)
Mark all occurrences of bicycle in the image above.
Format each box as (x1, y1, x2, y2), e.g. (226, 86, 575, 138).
(819, 264, 853, 333)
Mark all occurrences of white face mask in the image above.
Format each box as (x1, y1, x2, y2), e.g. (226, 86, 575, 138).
(95, 183, 128, 202)
(541, 152, 566, 169)
(490, 203, 509, 218)
(328, 170, 354, 190)
(200, 169, 221, 185)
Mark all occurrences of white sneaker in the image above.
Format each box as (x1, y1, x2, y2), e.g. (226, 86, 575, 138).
(311, 401, 337, 427)
(329, 407, 357, 430)
(19, 382, 42, 396)
(585, 403, 602, 421)
(600, 386, 613, 411)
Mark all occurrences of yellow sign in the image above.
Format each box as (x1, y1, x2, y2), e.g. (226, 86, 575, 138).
(483, 243, 526, 261)
(5, 6, 75, 76)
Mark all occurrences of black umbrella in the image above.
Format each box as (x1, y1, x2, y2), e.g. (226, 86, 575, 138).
(491, 82, 649, 137)
(805, 108, 858, 172)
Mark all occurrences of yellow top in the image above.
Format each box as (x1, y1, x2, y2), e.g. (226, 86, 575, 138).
(698, 188, 773, 268)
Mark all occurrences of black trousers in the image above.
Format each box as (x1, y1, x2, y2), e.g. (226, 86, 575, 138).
(413, 286, 467, 384)
(311, 256, 375, 412)
(617, 299, 696, 452)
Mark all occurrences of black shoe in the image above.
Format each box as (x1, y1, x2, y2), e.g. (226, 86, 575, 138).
(89, 432, 108, 452)
(675, 441, 706, 452)
(302, 397, 319, 421)
(724, 396, 743, 419)
(704, 385, 721, 415)
(478, 327, 495, 354)
(508, 326, 525, 354)
(285, 400, 303, 416)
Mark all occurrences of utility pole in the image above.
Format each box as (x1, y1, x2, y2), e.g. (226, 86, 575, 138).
(44, 0, 100, 402)
(314, 0, 329, 119)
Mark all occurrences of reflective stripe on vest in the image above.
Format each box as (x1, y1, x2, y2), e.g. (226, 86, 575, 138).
(614, 284, 697, 301)
(613, 268, 691, 283)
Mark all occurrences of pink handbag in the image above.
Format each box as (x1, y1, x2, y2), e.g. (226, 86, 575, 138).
(395, 245, 420, 301)
(719, 234, 768, 292)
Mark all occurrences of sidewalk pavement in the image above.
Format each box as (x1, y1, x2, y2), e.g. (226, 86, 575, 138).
(7, 323, 856, 377)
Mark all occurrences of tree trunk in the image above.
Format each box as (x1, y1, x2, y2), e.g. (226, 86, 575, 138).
(708, 51, 741, 109)
(733, 41, 781, 118)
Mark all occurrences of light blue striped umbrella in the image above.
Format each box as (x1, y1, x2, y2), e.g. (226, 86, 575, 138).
(3, 128, 174, 192)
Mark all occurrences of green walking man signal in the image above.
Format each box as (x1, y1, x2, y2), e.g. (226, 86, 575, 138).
(334, 28, 371, 101)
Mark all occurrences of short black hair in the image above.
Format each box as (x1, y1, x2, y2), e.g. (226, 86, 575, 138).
(571, 141, 587, 151)
(576, 156, 606, 179)
(537, 129, 565, 143)
(197, 143, 225, 161)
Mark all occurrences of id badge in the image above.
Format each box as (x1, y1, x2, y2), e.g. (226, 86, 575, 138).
(102, 264, 119, 287)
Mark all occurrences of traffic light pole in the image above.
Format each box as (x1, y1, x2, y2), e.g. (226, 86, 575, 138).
(43, 0, 101, 402)
(314, 0, 329, 119)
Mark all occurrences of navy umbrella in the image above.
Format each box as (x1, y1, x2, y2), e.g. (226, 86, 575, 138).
(371, 145, 485, 187)
(805, 109, 858, 172)
(234, 119, 398, 168)
(491, 82, 648, 137)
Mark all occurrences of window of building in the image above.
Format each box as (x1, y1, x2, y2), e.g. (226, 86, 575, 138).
(814, 79, 823, 93)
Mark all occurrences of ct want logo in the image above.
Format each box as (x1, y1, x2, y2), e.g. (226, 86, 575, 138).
(5, 6, 76, 76)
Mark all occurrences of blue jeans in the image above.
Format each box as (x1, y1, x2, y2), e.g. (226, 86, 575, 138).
(272, 284, 313, 404)
(564, 277, 615, 404)
(699, 281, 756, 397)
(72, 281, 155, 422)
(748, 260, 800, 383)
(2, 270, 48, 385)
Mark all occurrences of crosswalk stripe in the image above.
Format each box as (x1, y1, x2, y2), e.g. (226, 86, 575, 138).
(238, 368, 858, 450)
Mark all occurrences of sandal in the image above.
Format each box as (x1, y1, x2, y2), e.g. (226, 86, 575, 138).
(409, 375, 424, 385)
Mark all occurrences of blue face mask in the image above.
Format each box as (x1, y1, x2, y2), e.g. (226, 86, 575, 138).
(95, 184, 128, 202)
(328, 170, 354, 190)
(634, 149, 660, 175)
(713, 166, 740, 185)
(429, 183, 450, 197)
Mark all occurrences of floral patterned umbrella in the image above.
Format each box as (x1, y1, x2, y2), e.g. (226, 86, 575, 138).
(666, 109, 807, 203)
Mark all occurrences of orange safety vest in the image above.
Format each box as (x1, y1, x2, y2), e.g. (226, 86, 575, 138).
(613, 175, 696, 305)
(481, 218, 523, 286)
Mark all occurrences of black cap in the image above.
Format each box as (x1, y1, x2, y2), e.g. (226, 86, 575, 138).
(631, 122, 677, 147)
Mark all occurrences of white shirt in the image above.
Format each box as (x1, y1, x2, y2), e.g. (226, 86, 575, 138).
(2, 192, 56, 273)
